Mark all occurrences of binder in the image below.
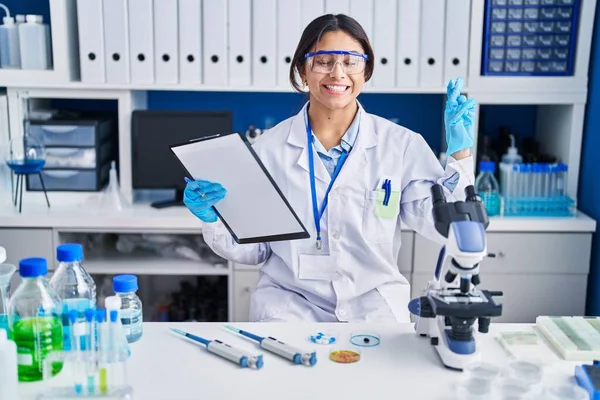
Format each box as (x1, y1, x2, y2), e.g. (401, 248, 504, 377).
(325, 0, 350, 14)
(301, 0, 324, 28)
(228, 0, 251, 86)
(128, 0, 154, 84)
(419, 0, 446, 88)
(349, 0, 372, 40)
(178, 0, 203, 85)
(397, 0, 420, 87)
(77, 0, 105, 83)
(371, 0, 396, 88)
(444, 0, 471, 85)
(153, 0, 179, 84)
(277, 0, 302, 88)
(102, 0, 129, 83)
(252, 0, 277, 87)
(170, 133, 310, 244)
(203, 0, 228, 86)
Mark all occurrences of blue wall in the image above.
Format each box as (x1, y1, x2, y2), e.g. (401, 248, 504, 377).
(579, 2, 600, 315)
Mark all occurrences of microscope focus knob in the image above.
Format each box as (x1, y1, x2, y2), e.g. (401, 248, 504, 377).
(471, 274, 481, 286)
(445, 270, 457, 284)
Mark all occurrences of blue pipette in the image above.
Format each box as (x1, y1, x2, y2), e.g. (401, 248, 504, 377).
(224, 325, 317, 366)
(170, 328, 263, 369)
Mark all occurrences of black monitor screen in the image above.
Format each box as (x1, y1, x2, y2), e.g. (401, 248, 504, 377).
(131, 110, 233, 191)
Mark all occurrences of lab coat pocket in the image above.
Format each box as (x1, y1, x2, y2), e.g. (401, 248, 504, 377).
(363, 189, 400, 243)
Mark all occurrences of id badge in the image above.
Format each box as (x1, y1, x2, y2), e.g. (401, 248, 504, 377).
(298, 254, 339, 281)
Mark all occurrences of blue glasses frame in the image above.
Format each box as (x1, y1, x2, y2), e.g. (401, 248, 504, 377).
(301, 50, 369, 61)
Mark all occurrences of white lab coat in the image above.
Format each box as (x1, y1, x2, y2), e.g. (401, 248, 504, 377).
(200, 102, 475, 323)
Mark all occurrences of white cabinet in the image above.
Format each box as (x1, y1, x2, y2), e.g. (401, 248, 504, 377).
(232, 267, 260, 322)
(412, 232, 592, 323)
(0, 229, 55, 268)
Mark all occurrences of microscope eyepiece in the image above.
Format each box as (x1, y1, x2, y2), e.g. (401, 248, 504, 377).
(431, 184, 446, 206)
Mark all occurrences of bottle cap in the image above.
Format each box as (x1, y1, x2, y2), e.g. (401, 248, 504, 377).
(479, 160, 496, 173)
(113, 274, 138, 293)
(15, 15, 24, 23)
(19, 257, 48, 278)
(57, 243, 84, 262)
(105, 295, 122, 310)
(2, 16, 14, 25)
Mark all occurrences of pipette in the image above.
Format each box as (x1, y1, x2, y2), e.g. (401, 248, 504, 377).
(170, 328, 263, 369)
(224, 325, 317, 366)
(84, 308, 96, 394)
(68, 310, 84, 394)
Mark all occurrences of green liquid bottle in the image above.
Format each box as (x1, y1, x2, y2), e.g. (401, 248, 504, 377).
(8, 258, 64, 382)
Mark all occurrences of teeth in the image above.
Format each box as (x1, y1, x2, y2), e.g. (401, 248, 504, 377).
(326, 85, 347, 92)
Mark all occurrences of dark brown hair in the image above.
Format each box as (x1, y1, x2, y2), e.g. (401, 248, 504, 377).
(289, 14, 375, 93)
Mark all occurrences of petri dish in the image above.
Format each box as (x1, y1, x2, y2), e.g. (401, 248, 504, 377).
(456, 377, 494, 400)
(543, 383, 588, 400)
(497, 378, 531, 399)
(309, 331, 337, 345)
(463, 361, 502, 383)
(329, 347, 361, 364)
(350, 332, 380, 347)
(506, 360, 544, 386)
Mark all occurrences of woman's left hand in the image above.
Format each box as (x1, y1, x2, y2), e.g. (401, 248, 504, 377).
(444, 77, 477, 160)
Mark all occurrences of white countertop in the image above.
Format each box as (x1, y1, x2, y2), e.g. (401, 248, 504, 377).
(17, 322, 584, 400)
(0, 200, 596, 232)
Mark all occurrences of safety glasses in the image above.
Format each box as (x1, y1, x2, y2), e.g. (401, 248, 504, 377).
(302, 50, 369, 75)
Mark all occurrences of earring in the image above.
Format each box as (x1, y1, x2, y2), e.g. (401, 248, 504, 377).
(303, 81, 308, 90)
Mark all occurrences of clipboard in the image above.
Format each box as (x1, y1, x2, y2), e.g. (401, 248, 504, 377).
(170, 132, 310, 244)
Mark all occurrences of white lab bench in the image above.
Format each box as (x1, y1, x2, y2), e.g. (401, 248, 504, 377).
(16, 322, 587, 400)
(0, 201, 595, 324)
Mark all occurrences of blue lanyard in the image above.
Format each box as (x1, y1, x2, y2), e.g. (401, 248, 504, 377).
(306, 118, 350, 250)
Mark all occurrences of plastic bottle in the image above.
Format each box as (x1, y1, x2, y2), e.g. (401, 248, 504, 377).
(0, 7, 21, 69)
(18, 14, 51, 70)
(0, 328, 18, 399)
(49, 243, 96, 351)
(113, 275, 143, 343)
(499, 134, 522, 198)
(475, 161, 501, 217)
(8, 257, 63, 382)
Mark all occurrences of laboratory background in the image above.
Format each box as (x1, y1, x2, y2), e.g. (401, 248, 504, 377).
(0, 0, 600, 399)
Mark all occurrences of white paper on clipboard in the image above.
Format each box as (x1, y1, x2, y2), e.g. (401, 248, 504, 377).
(170, 133, 310, 244)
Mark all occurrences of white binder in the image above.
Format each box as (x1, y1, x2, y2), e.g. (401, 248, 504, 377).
(77, 0, 105, 83)
(371, 0, 396, 88)
(128, 0, 154, 84)
(203, 0, 228, 86)
(397, 0, 420, 87)
(153, 0, 179, 84)
(178, 0, 202, 85)
(277, 0, 301, 88)
(252, 0, 277, 87)
(102, 0, 129, 83)
(301, 0, 324, 28)
(325, 0, 349, 14)
(444, 0, 471, 85)
(228, 0, 251, 86)
(419, 0, 446, 88)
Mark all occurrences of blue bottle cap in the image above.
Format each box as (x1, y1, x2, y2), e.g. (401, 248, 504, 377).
(479, 160, 496, 173)
(96, 309, 106, 323)
(19, 257, 48, 278)
(113, 274, 138, 293)
(57, 243, 84, 262)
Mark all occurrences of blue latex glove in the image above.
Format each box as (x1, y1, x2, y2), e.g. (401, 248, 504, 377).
(183, 177, 227, 223)
(445, 77, 477, 157)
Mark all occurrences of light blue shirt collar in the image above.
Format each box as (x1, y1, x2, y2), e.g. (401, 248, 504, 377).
(305, 103, 361, 156)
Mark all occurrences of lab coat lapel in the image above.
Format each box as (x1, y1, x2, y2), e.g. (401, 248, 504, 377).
(333, 107, 377, 189)
(286, 103, 330, 184)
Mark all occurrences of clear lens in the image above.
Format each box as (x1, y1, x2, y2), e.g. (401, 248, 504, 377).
(310, 52, 366, 74)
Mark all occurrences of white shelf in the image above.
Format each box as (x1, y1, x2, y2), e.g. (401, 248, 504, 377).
(84, 257, 228, 276)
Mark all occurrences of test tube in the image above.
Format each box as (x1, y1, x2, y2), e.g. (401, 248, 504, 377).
(84, 308, 96, 394)
(68, 310, 84, 394)
(96, 309, 108, 394)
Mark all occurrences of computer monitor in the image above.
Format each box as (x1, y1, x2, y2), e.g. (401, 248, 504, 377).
(131, 110, 233, 208)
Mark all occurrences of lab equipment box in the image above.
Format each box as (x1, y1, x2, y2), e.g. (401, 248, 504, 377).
(26, 162, 111, 192)
(482, 0, 581, 76)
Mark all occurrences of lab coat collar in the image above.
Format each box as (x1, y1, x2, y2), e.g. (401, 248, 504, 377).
(288, 100, 377, 184)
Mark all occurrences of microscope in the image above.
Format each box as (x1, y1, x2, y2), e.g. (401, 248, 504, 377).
(408, 184, 503, 371)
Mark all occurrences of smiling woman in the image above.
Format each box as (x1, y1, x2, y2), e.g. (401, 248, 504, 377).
(183, 13, 478, 324)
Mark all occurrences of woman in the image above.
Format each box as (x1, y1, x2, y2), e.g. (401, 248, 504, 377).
(184, 14, 476, 323)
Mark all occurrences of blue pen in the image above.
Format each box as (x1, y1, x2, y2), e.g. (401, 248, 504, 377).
(170, 328, 263, 369)
(224, 325, 317, 366)
(382, 179, 391, 206)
